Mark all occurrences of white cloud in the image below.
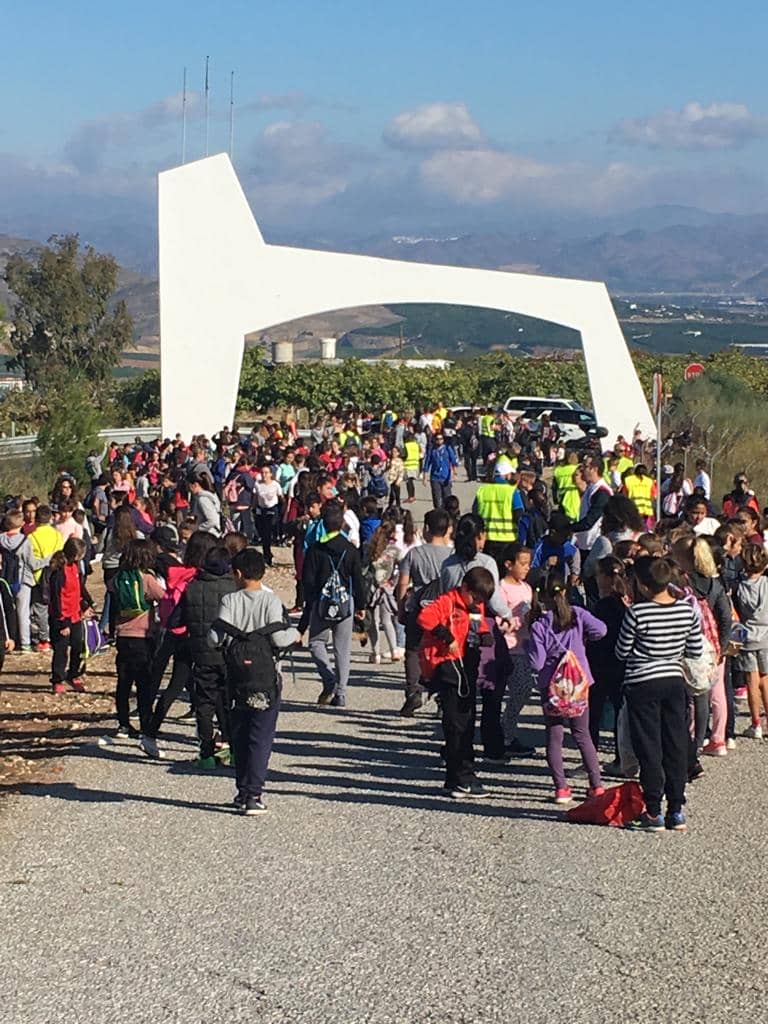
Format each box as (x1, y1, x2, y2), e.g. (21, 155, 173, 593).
(63, 92, 199, 173)
(613, 101, 768, 150)
(420, 147, 554, 203)
(383, 102, 485, 151)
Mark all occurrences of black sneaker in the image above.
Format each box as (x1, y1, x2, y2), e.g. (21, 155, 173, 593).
(317, 688, 335, 705)
(505, 737, 536, 758)
(688, 761, 705, 783)
(399, 694, 423, 718)
(330, 694, 346, 708)
(602, 759, 626, 779)
(448, 780, 489, 800)
(232, 793, 245, 810)
(241, 796, 268, 816)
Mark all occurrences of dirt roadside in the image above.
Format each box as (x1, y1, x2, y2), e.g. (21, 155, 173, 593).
(0, 560, 298, 804)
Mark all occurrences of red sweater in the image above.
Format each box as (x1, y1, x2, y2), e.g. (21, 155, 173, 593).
(417, 589, 490, 680)
(59, 564, 83, 623)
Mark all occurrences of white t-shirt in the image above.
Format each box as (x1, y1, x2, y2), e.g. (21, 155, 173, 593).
(255, 481, 281, 509)
(693, 516, 720, 536)
(694, 470, 711, 500)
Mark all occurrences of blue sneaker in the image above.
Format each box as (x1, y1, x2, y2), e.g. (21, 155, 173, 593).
(665, 810, 687, 832)
(626, 812, 666, 833)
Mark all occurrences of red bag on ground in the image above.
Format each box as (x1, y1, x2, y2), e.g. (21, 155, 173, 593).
(566, 782, 645, 828)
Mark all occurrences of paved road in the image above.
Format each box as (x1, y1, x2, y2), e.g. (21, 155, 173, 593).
(2, 478, 768, 1023)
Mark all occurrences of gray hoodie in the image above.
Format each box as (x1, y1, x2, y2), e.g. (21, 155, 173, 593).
(735, 575, 768, 651)
(0, 532, 48, 588)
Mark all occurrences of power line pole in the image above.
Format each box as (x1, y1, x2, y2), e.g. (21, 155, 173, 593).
(229, 70, 235, 159)
(204, 55, 210, 156)
(181, 67, 187, 164)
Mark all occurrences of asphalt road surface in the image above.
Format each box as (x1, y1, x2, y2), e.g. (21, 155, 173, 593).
(2, 478, 767, 1023)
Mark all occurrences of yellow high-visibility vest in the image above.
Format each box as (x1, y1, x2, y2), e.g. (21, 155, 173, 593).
(625, 474, 655, 518)
(475, 482, 517, 542)
(403, 440, 421, 472)
(553, 464, 580, 521)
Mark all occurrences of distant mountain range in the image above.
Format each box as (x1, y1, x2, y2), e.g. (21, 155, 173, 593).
(3, 205, 768, 362)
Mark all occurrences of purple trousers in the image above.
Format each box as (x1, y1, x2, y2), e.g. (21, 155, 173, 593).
(544, 708, 602, 790)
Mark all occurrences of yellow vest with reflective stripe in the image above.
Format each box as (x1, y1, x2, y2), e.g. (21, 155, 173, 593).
(475, 482, 517, 542)
(480, 414, 495, 437)
(625, 474, 654, 517)
(553, 464, 580, 521)
(403, 440, 421, 472)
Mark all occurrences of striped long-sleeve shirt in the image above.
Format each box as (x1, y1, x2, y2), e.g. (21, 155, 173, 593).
(615, 599, 703, 684)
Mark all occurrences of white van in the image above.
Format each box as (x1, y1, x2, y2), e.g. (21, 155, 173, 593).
(502, 395, 588, 417)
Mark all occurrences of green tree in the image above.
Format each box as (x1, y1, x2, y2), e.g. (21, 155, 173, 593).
(4, 234, 133, 389)
(115, 369, 161, 422)
(36, 372, 103, 476)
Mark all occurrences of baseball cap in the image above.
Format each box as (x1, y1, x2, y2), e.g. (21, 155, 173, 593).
(151, 525, 180, 552)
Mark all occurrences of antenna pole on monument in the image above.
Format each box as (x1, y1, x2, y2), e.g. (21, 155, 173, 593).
(229, 70, 235, 160)
(204, 55, 210, 156)
(181, 67, 187, 164)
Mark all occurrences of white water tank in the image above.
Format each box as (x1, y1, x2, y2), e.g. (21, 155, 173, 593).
(272, 339, 294, 364)
(320, 336, 337, 360)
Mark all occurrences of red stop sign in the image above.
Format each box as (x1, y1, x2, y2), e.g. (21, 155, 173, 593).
(684, 362, 705, 382)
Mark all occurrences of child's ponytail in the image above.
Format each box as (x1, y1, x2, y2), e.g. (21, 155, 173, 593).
(540, 572, 573, 631)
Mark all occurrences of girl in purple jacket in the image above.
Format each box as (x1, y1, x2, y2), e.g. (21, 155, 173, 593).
(529, 574, 606, 804)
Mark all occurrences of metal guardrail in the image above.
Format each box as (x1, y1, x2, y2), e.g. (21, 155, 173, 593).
(0, 426, 161, 461)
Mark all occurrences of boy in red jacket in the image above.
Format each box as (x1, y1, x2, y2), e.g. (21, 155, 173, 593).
(418, 566, 496, 799)
(48, 537, 94, 694)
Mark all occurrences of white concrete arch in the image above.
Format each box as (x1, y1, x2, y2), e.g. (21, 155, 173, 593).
(159, 153, 653, 441)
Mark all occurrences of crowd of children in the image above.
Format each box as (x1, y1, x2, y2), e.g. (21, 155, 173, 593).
(1, 412, 766, 830)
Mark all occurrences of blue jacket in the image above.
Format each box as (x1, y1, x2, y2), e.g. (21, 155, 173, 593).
(423, 445, 457, 482)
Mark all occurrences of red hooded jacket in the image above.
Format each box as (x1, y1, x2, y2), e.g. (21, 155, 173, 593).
(417, 588, 490, 680)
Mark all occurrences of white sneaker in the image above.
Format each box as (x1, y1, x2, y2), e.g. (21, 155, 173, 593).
(139, 734, 164, 759)
(745, 724, 763, 739)
(726, 737, 737, 751)
(391, 647, 405, 661)
(369, 653, 381, 665)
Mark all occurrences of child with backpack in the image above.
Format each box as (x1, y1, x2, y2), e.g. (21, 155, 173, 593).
(0, 510, 43, 653)
(528, 573, 606, 804)
(733, 542, 768, 740)
(48, 537, 94, 695)
(137, 527, 198, 758)
(210, 547, 299, 815)
(100, 539, 165, 742)
(365, 454, 389, 503)
(418, 566, 496, 799)
(300, 501, 366, 707)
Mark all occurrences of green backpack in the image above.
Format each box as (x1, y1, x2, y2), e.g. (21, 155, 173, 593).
(114, 568, 149, 621)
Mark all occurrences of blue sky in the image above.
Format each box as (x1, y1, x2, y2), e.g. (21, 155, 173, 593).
(2, 1, 767, 262)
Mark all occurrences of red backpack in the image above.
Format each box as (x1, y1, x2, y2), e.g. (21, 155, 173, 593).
(158, 566, 197, 635)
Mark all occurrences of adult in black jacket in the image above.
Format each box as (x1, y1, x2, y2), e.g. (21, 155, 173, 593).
(299, 501, 365, 708)
(181, 545, 237, 766)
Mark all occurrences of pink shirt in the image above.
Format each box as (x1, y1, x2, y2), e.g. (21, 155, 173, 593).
(498, 578, 533, 653)
(56, 518, 84, 543)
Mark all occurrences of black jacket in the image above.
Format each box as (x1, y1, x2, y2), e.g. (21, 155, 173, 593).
(300, 535, 365, 630)
(181, 569, 237, 664)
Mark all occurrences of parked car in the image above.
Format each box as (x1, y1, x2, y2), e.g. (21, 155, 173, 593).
(503, 395, 589, 418)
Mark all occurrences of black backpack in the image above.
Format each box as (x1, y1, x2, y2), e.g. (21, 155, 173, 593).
(219, 619, 288, 707)
(1, 536, 26, 596)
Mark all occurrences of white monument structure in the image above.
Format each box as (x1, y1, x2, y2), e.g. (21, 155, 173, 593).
(159, 154, 654, 441)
